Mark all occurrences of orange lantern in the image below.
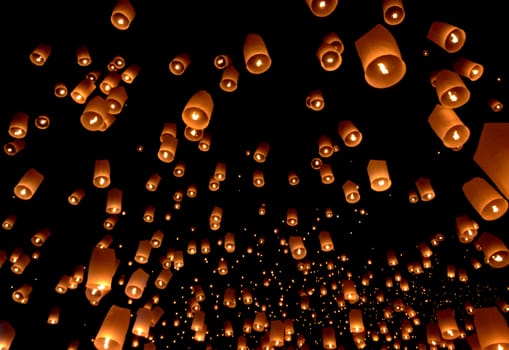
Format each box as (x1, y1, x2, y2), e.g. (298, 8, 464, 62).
(243, 33, 271, 74)
(94, 305, 131, 349)
(427, 21, 466, 53)
(111, 0, 136, 30)
(169, 52, 191, 75)
(14, 168, 44, 200)
(462, 177, 508, 221)
(181, 90, 214, 130)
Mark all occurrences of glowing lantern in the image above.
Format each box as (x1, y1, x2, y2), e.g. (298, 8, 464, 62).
(111, 0, 136, 30)
(125, 268, 149, 299)
(415, 177, 435, 201)
(428, 104, 470, 149)
(182, 90, 214, 130)
(453, 57, 484, 81)
(473, 307, 509, 349)
(382, 0, 405, 25)
(29, 43, 51, 66)
(2, 214, 16, 230)
(31, 227, 51, 247)
(488, 98, 503, 112)
(99, 71, 122, 95)
(135, 240, 152, 264)
(367, 159, 392, 191)
(433, 70, 471, 109)
(319, 230, 334, 252)
(475, 232, 509, 268)
(105, 188, 122, 214)
(338, 120, 362, 147)
(121, 63, 141, 84)
(105, 86, 128, 115)
(354, 24, 406, 89)
(94, 305, 131, 350)
(0, 320, 15, 349)
(169, 52, 191, 75)
(320, 163, 335, 184)
(14, 168, 44, 200)
(12, 284, 32, 304)
(305, 0, 338, 17)
(306, 90, 325, 111)
(253, 169, 265, 187)
(254, 141, 270, 163)
(220, 65, 240, 92)
(8, 111, 29, 139)
(462, 177, 508, 221)
(349, 309, 365, 333)
(80, 96, 111, 131)
(455, 214, 479, 243)
(287, 208, 298, 226)
(289, 236, 307, 260)
(132, 308, 153, 338)
(243, 33, 271, 74)
(427, 21, 466, 53)
(4, 139, 25, 156)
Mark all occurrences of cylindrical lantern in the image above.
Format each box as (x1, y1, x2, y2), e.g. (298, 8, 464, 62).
(14, 168, 44, 200)
(253, 169, 265, 188)
(146, 173, 161, 192)
(155, 269, 173, 289)
(453, 57, 484, 81)
(121, 63, 141, 84)
(198, 132, 211, 152)
(338, 120, 362, 147)
(99, 71, 121, 95)
(305, 0, 338, 17)
(319, 231, 334, 252)
(306, 90, 325, 111)
(143, 204, 155, 222)
(134, 240, 152, 264)
(436, 308, 460, 340)
(105, 188, 122, 214)
(354, 24, 406, 89)
(349, 309, 365, 333)
(214, 54, 232, 69)
(288, 171, 300, 186)
(253, 141, 270, 163)
(12, 284, 32, 304)
(427, 21, 466, 53)
(54, 82, 68, 98)
(125, 268, 149, 299)
(415, 177, 435, 201)
(367, 159, 391, 191)
(158, 134, 178, 163)
(318, 135, 334, 157)
(93, 160, 111, 189)
(473, 307, 509, 349)
(488, 98, 503, 113)
(455, 214, 479, 243)
(433, 70, 471, 109)
(132, 307, 153, 338)
(11, 253, 30, 274)
(105, 86, 128, 114)
(31, 227, 51, 247)
(181, 90, 214, 130)
(4, 139, 26, 156)
(2, 214, 16, 230)
(382, 0, 405, 25)
(475, 232, 509, 268)
(80, 96, 110, 131)
(68, 188, 85, 205)
(0, 320, 15, 349)
(219, 65, 239, 92)
(428, 104, 470, 149)
(71, 79, 96, 104)
(473, 123, 509, 199)
(183, 126, 204, 142)
(316, 42, 342, 72)
(169, 52, 191, 75)
(289, 236, 307, 260)
(76, 45, 92, 66)
(213, 162, 227, 181)
(94, 305, 131, 350)
(9, 111, 29, 139)
(243, 33, 271, 74)
(29, 43, 51, 66)
(86, 247, 117, 297)
(462, 177, 508, 221)
(111, 0, 136, 30)
(320, 163, 335, 184)
(342, 180, 361, 204)
(286, 208, 298, 226)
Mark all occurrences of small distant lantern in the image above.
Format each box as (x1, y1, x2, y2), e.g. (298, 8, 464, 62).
(306, 90, 325, 111)
(29, 43, 51, 66)
(338, 120, 362, 147)
(8, 111, 29, 139)
(121, 63, 141, 84)
(71, 79, 96, 104)
(76, 45, 92, 66)
(14, 168, 44, 200)
(219, 65, 240, 92)
(169, 52, 191, 76)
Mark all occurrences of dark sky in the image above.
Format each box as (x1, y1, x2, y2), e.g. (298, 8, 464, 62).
(0, 0, 508, 349)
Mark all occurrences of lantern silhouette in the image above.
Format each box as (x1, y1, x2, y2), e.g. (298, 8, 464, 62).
(382, 0, 405, 25)
(94, 305, 131, 350)
(169, 52, 191, 75)
(14, 168, 44, 200)
(111, 0, 136, 30)
(367, 159, 392, 191)
(182, 90, 214, 130)
(355, 24, 406, 88)
(462, 177, 508, 221)
(427, 21, 466, 53)
(305, 0, 338, 17)
(433, 70, 471, 109)
(474, 123, 509, 200)
(243, 33, 271, 74)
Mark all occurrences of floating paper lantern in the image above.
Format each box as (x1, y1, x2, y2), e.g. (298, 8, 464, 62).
(111, 0, 136, 30)
(243, 33, 271, 74)
(427, 21, 466, 53)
